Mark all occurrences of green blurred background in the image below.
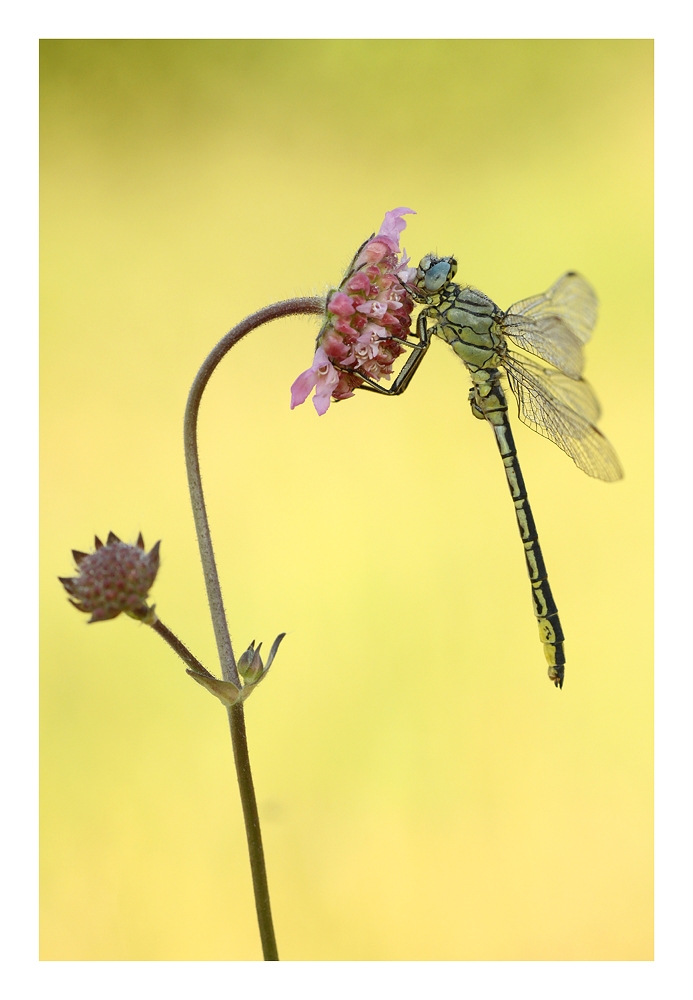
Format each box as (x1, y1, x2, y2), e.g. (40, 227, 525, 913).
(40, 40, 653, 961)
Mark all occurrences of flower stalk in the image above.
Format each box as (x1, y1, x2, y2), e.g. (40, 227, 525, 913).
(183, 295, 323, 961)
(59, 208, 415, 962)
(184, 298, 323, 687)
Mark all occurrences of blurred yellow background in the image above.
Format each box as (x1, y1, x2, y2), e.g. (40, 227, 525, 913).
(40, 40, 652, 961)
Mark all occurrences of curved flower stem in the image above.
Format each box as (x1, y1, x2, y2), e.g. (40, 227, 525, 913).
(183, 296, 324, 961)
(184, 298, 323, 686)
(149, 616, 216, 679)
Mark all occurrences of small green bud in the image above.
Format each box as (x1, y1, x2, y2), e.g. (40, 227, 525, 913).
(237, 640, 256, 676)
(238, 641, 264, 684)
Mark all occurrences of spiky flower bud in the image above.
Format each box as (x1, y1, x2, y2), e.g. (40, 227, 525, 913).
(59, 532, 160, 623)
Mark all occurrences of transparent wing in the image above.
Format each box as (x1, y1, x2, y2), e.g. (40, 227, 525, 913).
(503, 351, 622, 482)
(500, 272, 598, 379)
(513, 356, 603, 424)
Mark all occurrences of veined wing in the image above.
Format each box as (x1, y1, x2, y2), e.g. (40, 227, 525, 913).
(510, 354, 603, 424)
(503, 351, 622, 482)
(501, 272, 598, 380)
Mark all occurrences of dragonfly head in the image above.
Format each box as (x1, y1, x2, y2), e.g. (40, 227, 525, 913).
(412, 255, 458, 299)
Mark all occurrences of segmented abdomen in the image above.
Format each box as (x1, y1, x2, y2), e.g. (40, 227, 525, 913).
(488, 391, 565, 687)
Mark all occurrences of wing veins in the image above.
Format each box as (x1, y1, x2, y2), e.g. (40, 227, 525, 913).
(503, 352, 622, 482)
(500, 272, 599, 379)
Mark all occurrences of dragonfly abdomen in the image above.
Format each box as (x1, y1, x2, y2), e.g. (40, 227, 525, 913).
(472, 373, 566, 688)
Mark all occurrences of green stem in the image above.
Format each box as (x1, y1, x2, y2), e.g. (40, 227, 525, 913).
(227, 702, 278, 961)
(183, 296, 324, 961)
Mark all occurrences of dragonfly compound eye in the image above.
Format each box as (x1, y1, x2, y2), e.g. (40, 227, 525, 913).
(422, 259, 453, 293)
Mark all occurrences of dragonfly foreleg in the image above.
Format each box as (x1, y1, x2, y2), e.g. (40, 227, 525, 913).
(353, 312, 431, 396)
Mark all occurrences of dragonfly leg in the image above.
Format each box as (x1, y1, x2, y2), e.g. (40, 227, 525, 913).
(352, 313, 432, 396)
(468, 386, 486, 421)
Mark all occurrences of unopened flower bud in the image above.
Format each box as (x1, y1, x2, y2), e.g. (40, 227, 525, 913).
(59, 532, 160, 623)
(238, 641, 264, 684)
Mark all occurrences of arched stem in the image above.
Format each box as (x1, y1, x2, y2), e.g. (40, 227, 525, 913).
(183, 296, 323, 961)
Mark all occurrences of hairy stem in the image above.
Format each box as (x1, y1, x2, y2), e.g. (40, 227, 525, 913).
(150, 616, 216, 679)
(184, 298, 323, 686)
(183, 296, 324, 961)
(227, 702, 278, 960)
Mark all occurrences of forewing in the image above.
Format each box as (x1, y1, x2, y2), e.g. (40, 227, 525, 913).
(504, 352, 622, 482)
(501, 273, 598, 379)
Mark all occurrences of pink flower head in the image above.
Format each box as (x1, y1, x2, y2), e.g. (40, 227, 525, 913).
(291, 208, 416, 415)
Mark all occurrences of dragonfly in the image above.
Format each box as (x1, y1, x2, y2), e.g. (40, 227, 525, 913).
(347, 255, 622, 688)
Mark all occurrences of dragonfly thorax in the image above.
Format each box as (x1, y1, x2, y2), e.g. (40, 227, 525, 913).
(425, 283, 506, 374)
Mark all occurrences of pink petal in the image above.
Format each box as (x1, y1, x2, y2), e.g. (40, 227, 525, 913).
(314, 361, 340, 395)
(333, 317, 354, 336)
(398, 264, 417, 284)
(376, 207, 416, 252)
(290, 368, 318, 409)
(362, 322, 386, 339)
(355, 300, 387, 319)
(313, 390, 332, 415)
(332, 385, 356, 400)
(321, 330, 351, 361)
(346, 272, 371, 293)
(327, 291, 356, 318)
(378, 310, 400, 328)
(359, 240, 390, 264)
(313, 345, 336, 371)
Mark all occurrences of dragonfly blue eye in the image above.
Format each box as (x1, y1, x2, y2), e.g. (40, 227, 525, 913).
(423, 261, 451, 292)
